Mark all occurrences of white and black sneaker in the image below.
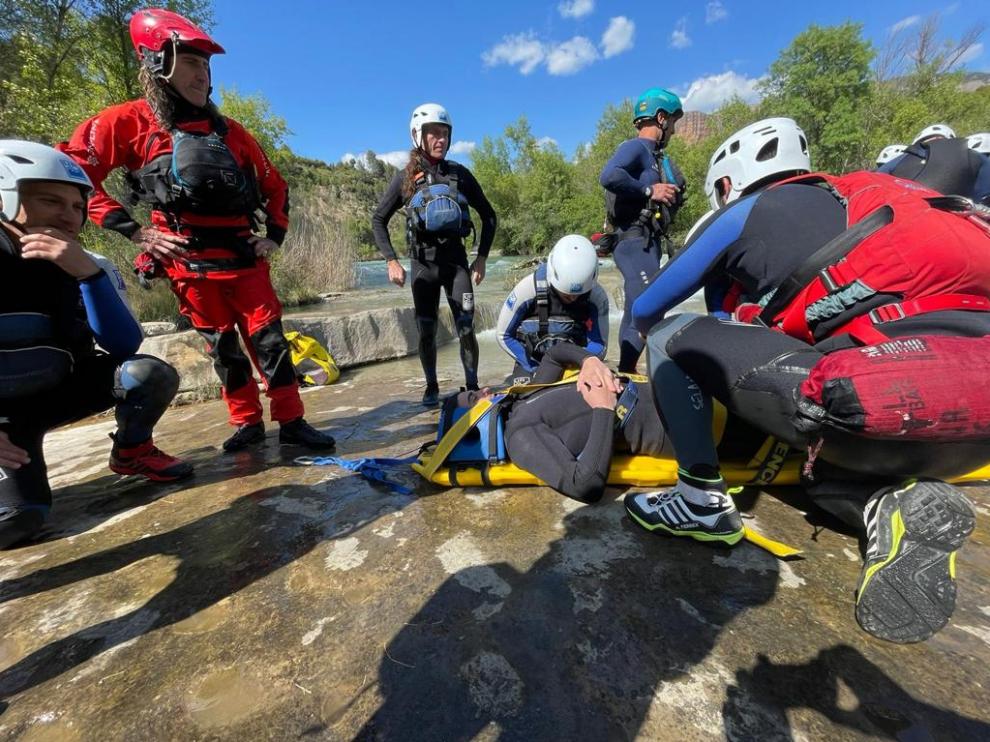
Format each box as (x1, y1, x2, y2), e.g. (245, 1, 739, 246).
(855, 479, 975, 643)
(624, 480, 744, 545)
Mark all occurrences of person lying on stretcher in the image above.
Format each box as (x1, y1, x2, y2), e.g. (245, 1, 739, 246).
(445, 342, 762, 510)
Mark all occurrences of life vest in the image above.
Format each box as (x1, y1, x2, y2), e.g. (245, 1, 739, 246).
(757, 171, 990, 345)
(514, 262, 592, 363)
(127, 121, 261, 221)
(405, 168, 472, 242)
(796, 335, 990, 441)
(0, 229, 79, 398)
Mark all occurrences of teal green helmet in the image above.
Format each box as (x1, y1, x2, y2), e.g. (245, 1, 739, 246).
(633, 87, 683, 125)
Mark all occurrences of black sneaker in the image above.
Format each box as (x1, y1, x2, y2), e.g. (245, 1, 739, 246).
(279, 418, 336, 450)
(222, 422, 266, 452)
(625, 482, 744, 545)
(422, 385, 440, 407)
(855, 479, 975, 643)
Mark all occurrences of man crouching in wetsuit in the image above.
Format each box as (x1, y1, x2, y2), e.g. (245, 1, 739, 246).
(627, 117, 990, 643)
(0, 141, 190, 548)
(448, 342, 760, 506)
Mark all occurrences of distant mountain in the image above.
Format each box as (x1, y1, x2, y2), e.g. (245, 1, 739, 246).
(678, 111, 711, 144)
(960, 71, 990, 92)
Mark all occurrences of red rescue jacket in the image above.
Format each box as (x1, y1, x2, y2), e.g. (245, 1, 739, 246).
(759, 171, 990, 345)
(59, 99, 289, 274)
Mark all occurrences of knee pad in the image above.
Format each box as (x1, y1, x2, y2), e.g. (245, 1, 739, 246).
(118, 355, 180, 403)
(250, 321, 296, 388)
(455, 313, 475, 338)
(416, 316, 438, 337)
(200, 328, 252, 392)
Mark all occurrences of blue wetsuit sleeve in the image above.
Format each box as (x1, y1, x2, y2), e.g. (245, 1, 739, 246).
(631, 194, 759, 335)
(584, 286, 609, 357)
(599, 140, 652, 196)
(496, 275, 538, 372)
(79, 271, 143, 357)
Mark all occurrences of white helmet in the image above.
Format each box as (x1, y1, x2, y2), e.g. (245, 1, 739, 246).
(967, 133, 990, 155)
(912, 123, 956, 145)
(0, 140, 93, 222)
(704, 117, 811, 211)
(410, 103, 452, 149)
(547, 234, 599, 296)
(875, 144, 907, 166)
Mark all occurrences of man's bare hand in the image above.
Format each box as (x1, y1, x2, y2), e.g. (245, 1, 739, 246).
(20, 228, 99, 279)
(131, 226, 189, 261)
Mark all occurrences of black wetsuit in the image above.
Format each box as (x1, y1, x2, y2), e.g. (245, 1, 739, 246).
(372, 159, 497, 389)
(879, 137, 990, 204)
(0, 229, 179, 547)
(599, 137, 686, 372)
(503, 344, 764, 503)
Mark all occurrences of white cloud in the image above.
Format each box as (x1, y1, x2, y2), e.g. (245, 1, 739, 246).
(558, 0, 594, 19)
(546, 36, 599, 75)
(889, 15, 921, 35)
(670, 18, 691, 49)
(449, 140, 477, 156)
(536, 136, 559, 150)
(601, 16, 635, 58)
(682, 71, 763, 112)
(482, 32, 546, 75)
(705, 1, 728, 24)
(957, 42, 984, 65)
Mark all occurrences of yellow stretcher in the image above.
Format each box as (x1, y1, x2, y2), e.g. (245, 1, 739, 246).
(410, 377, 990, 558)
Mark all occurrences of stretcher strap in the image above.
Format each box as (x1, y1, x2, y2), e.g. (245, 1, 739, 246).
(295, 455, 419, 495)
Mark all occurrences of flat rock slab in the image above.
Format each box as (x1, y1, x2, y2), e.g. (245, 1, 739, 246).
(0, 345, 988, 741)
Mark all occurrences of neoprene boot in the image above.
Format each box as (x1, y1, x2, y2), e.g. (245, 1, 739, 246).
(279, 418, 336, 450)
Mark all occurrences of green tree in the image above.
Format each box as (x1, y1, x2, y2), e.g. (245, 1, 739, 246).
(760, 22, 875, 173)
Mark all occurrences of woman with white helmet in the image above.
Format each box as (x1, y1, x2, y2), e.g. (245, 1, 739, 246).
(625, 116, 990, 644)
(371, 103, 497, 406)
(879, 122, 989, 203)
(495, 234, 609, 382)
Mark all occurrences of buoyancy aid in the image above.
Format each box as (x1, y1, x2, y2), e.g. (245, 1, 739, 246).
(126, 119, 261, 223)
(756, 171, 990, 345)
(405, 167, 473, 243)
(0, 229, 83, 398)
(514, 262, 592, 363)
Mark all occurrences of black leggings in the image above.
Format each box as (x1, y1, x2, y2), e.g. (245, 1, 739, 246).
(613, 231, 662, 372)
(647, 314, 990, 528)
(0, 353, 178, 547)
(411, 252, 477, 388)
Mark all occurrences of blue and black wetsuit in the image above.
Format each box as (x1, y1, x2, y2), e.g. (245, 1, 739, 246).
(631, 183, 990, 527)
(599, 137, 686, 371)
(496, 265, 609, 380)
(372, 158, 497, 390)
(0, 228, 179, 548)
(879, 137, 990, 205)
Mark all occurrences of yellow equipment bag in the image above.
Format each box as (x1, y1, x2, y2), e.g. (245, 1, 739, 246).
(285, 330, 340, 386)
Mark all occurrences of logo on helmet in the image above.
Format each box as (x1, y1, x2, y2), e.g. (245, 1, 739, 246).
(569, 283, 583, 293)
(60, 158, 87, 181)
(638, 102, 647, 112)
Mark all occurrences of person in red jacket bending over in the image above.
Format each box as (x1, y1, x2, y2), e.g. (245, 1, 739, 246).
(60, 8, 335, 453)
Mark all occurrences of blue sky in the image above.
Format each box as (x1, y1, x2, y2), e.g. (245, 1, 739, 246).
(210, 1, 987, 166)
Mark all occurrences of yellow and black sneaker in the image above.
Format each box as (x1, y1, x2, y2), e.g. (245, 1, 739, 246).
(855, 479, 975, 643)
(624, 480, 744, 545)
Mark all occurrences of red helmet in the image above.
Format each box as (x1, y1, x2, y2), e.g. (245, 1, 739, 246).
(129, 8, 224, 77)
